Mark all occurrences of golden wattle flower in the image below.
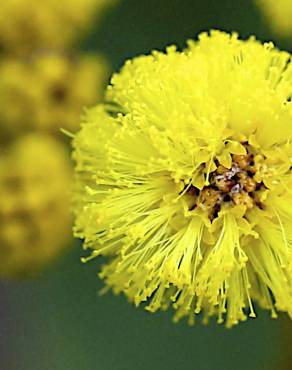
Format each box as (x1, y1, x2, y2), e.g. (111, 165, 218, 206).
(73, 31, 292, 328)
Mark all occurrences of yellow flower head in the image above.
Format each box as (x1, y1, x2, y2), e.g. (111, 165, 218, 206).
(73, 31, 292, 327)
(256, 0, 292, 37)
(0, 0, 117, 54)
(0, 134, 72, 278)
(0, 53, 109, 139)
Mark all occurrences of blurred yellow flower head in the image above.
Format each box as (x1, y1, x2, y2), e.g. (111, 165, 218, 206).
(0, 134, 72, 278)
(73, 31, 292, 327)
(256, 0, 292, 37)
(0, 53, 109, 139)
(0, 0, 118, 54)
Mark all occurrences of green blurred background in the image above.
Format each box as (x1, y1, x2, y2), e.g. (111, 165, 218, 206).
(1, 1, 292, 369)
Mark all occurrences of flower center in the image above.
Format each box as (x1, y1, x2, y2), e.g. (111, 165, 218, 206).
(187, 144, 266, 220)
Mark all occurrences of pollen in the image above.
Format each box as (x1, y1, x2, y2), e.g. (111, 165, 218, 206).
(191, 144, 265, 220)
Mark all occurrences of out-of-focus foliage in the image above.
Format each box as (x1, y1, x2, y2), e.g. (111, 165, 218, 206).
(0, 0, 118, 55)
(0, 53, 109, 139)
(255, 0, 292, 38)
(0, 0, 115, 278)
(0, 134, 72, 278)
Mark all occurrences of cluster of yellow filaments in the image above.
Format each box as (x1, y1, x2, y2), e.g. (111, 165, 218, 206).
(73, 31, 292, 327)
(255, 0, 292, 37)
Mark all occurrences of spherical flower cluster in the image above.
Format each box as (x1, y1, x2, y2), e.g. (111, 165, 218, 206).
(0, 0, 117, 54)
(256, 0, 292, 37)
(73, 31, 292, 327)
(0, 53, 109, 139)
(0, 134, 72, 278)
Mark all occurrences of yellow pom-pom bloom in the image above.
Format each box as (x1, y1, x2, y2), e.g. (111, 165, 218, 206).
(0, 0, 117, 54)
(256, 0, 292, 37)
(0, 53, 109, 139)
(0, 134, 72, 278)
(73, 31, 292, 327)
